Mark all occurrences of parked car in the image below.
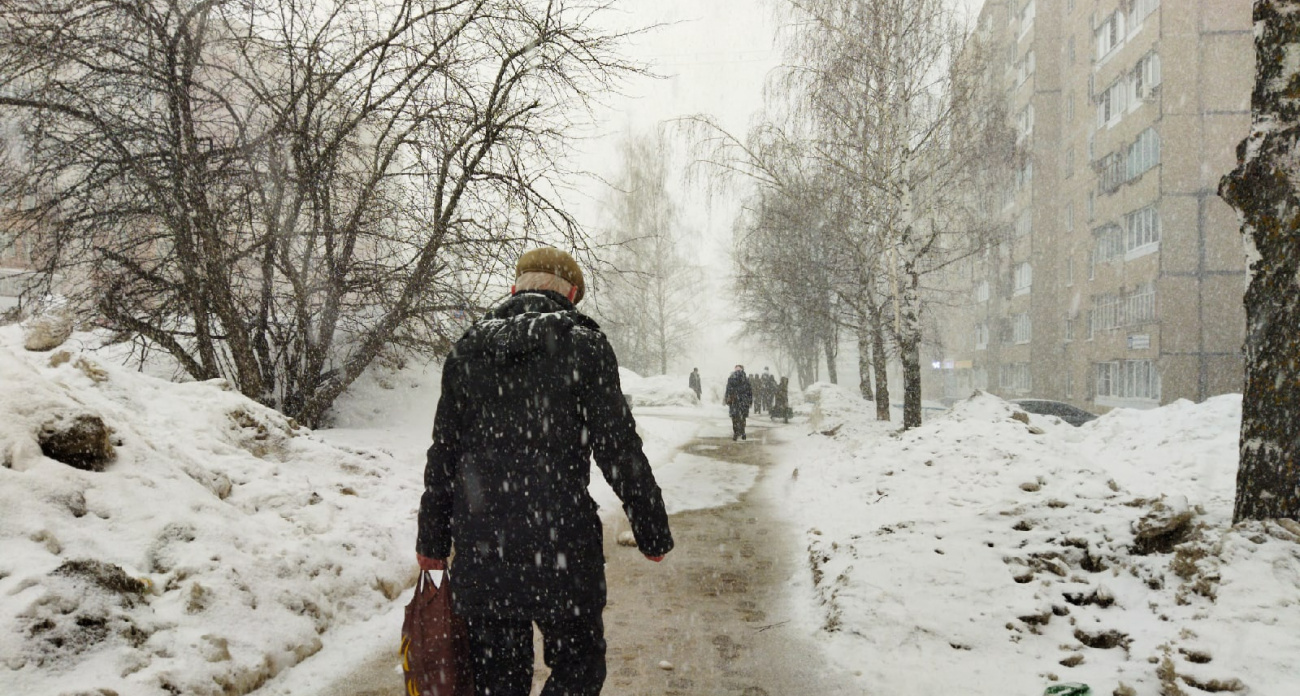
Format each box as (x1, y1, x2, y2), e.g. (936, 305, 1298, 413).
(1009, 399, 1098, 427)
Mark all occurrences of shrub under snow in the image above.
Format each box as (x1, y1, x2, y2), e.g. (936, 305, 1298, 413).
(0, 327, 418, 696)
(619, 368, 699, 408)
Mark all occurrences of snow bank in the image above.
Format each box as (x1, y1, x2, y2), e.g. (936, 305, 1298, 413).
(773, 389, 1300, 695)
(619, 368, 699, 408)
(0, 326, 418, 696)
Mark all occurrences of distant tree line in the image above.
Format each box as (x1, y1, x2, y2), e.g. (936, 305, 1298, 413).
(0, 0, 634, 426)
(687, 0, 1012, 428)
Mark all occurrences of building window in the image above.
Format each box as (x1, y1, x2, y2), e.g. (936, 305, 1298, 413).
(1014, 262, 1033, 295)
(1096, 360, 1160, 401)
(1000, 363, 1033, 392)
(1097, 78, 1128, 128)
(1093, 293, 1122, 331)
(1087, 191, 1095, 220)
(976, 280, 990, 303)
(975, 323, 989, 350)
(1017, 103, 1035, 143)
(1017, 50, 1036, 85)
(1066, 255, 1074, 286)
(1099, 151, 1126, 193)
(1124, 282, 1157, 325)
(1064, 316, 1075, 342)
(1013, 313, 1033, 344)
(1065, 203, 1074, 232)
(1133, 52, 1162, 103)
(1065, 148, 1075, 178)
(1099, 129, 1161, 194)
(1068, 36, 1076, 64)
(1016, 209, 1033, 237)
(1085, 310, 1095, 339)
(1124, 205, 1160, 256)
(1020, 0, 1036, 37)
(1065, 91, 1075, 122)
(1017, 159, 1034, 191)
(1065, 371, 1075, 399)
(1127, 128, 1161, 181)
(1132, 0, 1161, 26)
(1094, 224, 1124, 263)
(1096, 12, 1125, 62)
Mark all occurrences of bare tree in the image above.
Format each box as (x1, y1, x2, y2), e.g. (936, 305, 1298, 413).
(776, 0, 1003, 428)
(0, 0, 635, 425)
(1219, 0, 1300, 522)
(591, 131, 700, 376)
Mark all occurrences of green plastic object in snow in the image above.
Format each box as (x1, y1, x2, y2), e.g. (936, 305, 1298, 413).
(1043, 685, 1092, 696)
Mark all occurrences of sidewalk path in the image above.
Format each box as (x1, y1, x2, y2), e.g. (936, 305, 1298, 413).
(311, 416, 858, 696)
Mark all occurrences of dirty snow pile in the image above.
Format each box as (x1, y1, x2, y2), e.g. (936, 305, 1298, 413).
(618, 368, 699, 408)
(0, 327, 419, 696)
(776, 385, 1300, 695)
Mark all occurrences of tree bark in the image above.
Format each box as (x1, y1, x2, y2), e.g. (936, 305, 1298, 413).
(857, 318, 875, 402)
(1219, 0, 1300, 522)
(824, 337, 838, 385)
(869, 300, 891, 421)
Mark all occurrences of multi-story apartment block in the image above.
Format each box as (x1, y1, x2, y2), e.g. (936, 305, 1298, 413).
(934, 0, 1251, 411)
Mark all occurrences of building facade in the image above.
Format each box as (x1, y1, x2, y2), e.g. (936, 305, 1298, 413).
(935, 0, 1251, 411)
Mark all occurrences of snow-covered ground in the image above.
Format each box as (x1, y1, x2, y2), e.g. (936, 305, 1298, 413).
(0, 327, 418, 696)
(7, 320, 1295, 696)
(774, 384, 1300, 695)
(0, 339, 731, 695)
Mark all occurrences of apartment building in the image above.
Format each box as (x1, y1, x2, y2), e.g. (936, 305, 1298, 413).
(934, 0, 1251, 411)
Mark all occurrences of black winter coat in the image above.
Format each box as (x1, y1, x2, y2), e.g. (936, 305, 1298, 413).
(417, 291, 673, 619)
(725, 370, 753, 418)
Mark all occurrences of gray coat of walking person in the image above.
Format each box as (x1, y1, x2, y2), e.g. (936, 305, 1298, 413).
(416, 247, 673, 696)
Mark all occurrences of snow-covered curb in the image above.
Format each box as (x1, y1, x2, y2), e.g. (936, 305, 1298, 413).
(773, 385, 1300, 695)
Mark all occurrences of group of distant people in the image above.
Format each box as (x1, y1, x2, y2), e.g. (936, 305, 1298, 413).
(718, 365, 791, 440)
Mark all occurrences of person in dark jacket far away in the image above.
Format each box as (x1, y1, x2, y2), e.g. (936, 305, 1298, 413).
(688, 367, 702, 400)
(772, 376, 791, 423)
(416, 247, 674, 696)
(761, 367, 776, 412)
(724, 365, 754, 441)
(747, 370, 762, 415)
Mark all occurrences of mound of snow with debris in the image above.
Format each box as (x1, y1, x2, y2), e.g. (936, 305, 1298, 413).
(619, 368, 699, 407)
(773, 389, 1300, 695)
(0, 327, 418, 696)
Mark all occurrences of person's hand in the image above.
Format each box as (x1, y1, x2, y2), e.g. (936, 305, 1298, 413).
(417, 554, 446, 571)
(644, 554, 665, 563)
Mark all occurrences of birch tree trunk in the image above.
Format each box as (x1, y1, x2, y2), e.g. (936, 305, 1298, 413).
(857, 315, 875, 402)
(1219, 0, 1300, 522)
(869, 299, 892, 421)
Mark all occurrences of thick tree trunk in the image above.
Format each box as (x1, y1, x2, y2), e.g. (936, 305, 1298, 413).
(1219, 0, 1300, 522)
(857, 320, 875, 402)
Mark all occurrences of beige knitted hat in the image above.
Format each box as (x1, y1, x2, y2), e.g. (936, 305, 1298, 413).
(515, 247, 585, 303)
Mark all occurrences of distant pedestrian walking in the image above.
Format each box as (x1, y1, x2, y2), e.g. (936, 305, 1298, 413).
(689, 367, 701, 401)
(725, 365, 754, 441)
(748, 371, 763, 415)
(770, 376, 792, 423)
(761, 367, 776, 413)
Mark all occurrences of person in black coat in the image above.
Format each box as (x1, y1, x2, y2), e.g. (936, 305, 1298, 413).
(688, 367, 701, 401)
(724, 365, 753, 440)
(417, 247, 673, 696)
